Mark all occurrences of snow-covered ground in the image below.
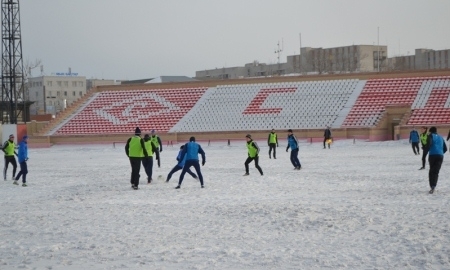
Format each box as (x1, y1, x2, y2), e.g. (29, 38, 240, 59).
(1, 139, 449, 269)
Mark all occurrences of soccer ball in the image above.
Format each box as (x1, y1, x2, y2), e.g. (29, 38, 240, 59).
(157, 175, 163, 180)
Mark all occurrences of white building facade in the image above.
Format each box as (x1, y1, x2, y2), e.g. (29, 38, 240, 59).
(28, 75, 86, 115)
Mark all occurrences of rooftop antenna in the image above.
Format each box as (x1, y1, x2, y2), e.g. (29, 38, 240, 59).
(299, 33, 302, 73)
(274, 39, 283, 64)
(377, 27, 380, 72)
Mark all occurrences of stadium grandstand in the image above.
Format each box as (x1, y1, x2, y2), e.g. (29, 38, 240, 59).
(28, 69, 450, 147)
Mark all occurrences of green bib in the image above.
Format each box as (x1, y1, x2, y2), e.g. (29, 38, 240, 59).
(247, 141, 257, 158)
(269, 133, 277, 144)
(151, 136, 159, 148)
(129, 136, 143, 157)
(144, 140, 153, 156)
(4, 141, 15, 156)
(420, 133, 428, 146)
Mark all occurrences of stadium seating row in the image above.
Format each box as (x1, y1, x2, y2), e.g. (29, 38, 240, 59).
(49, 77, 450, 135)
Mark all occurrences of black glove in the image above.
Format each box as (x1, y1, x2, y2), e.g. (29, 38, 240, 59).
(286, 147, 289, 152)
(202, 160, 205, 166)
(160, 148, 163, 152)
(277, 145, 279, 147)
(25, 158, 29, 161)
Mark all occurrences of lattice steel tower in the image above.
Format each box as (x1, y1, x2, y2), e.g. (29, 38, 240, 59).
(1, 0, 25, 124)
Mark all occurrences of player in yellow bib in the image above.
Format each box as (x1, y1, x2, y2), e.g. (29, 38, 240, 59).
(244, 134, 263, 176)
(268, 129, 278, 159)
(150, 130, 163, 168)
(2, 134, 17, 181)
(125, 127, 148, 190)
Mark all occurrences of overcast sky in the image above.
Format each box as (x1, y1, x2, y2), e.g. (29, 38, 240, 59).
(20, 0, 450, 80)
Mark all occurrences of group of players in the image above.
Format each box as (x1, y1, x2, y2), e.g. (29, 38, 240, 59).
(124, 127, 325, 190)
(2, 134, 29, 187)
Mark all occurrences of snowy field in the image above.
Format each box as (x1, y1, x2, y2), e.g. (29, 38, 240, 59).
(1, 139, 450, 269)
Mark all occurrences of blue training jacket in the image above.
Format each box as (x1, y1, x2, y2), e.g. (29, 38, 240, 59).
(428, 133, 447, 156)
(176, 150, 187, 167)
(410, 130, 419, 143)
(287, 134, 299, 150)
(18, 140, 28, 163)
(179, 142, 206, 162)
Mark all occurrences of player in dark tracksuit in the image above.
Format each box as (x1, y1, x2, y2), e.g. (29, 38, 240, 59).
(14, 135, 29, 186)
(426, 126, 447, 194)
(166, 145, 198, 182)
(125, 127, 148, 190)
(244, 134, 263, 176)
(409, 128, 420, 155)
(268, 129, 278, 159)
(143, 134, 157, 183)
(286, 129, 301, 170)
(323, 126, 331, 149)
(150, 130, 163, 168)
(176, 136, 205, 189)
(419, 127, 429, 170)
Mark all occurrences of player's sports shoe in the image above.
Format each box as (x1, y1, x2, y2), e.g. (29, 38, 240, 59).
(11, 176, 15, 181)
(201, 185, 204, 188)
(243, 173, 249, 176)
(22, 183, 27, 187)
(419, 167, 425, 170)
(13, 180, 18, 185)
(175, 186, 180, 189)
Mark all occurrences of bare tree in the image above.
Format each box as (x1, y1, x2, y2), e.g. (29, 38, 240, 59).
(23, 58, 42, 101)
(24, 58, 42, 78)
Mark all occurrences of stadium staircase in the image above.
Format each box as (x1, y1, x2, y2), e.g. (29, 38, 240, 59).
(36, 89, 96, 135)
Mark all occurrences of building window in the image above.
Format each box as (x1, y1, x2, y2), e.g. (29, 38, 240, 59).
(72, 91, 76, 96)
(64, 81, 68, 87)
(57, 81, 62, 87)
(78, 81, 84, 87)
(35, 92, 38, 97)
(47, 81, 52, 87)
(72, 81, 77, 87)
(64, 91, 67, 96)
(48, 91, 52, 97)
(79, 91, 83, 96)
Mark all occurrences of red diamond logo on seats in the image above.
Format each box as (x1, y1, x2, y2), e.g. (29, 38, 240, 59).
(61, 88, 207, 133)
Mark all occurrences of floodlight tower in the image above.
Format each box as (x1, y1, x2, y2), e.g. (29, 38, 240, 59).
(274, 39, 283, 75)
(274, 40, 283, 64)
(1, 0, 25, 124)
